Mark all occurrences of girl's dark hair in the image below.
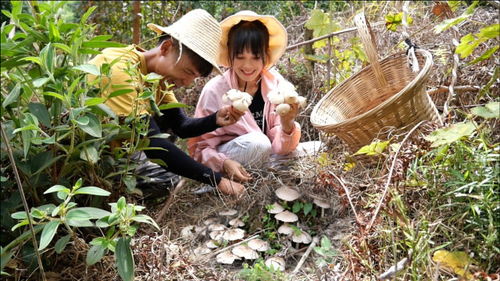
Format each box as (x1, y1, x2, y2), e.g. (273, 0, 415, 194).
(227, 20, 269, 66)
(157, 33, 213, 77)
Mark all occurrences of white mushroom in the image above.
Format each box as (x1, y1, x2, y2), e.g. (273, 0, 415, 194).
(218, 209, 238, 216)
(248, 239, 270, 252)
(205, 240, 219, 249)
(265, 256, 286, 271)
(268, 90, 284, 105)
(292, 229, 312, 244)
(283, 91, 298, 104)
(275, 186, 300, 201)
(209, 230, 224, 241)
(203, 217, 219, 225)
(193, 246, 211, 256)
(232, 245, 259, 260)
(229, 218, 245, 227)
(222, 228, 245, 241)
(208, 223, 227, 232)
(222, 89, 253, 112)
(267, 202, 284, 214)
(275, 103, 291, 116)
(275, 210, 299, 223)
(216, 251, 241, 264)
(180, 225, 195, 239)
(297, 96, 307, 108)
(277, 223, 294, 235)
(313, 198, 331, 217)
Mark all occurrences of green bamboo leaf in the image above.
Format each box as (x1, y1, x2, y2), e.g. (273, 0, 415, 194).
(131, 214, 160, 230)
(48, 21, 60, 41)
(20, 56, 42, 66)
(477, 23, 499, 39)
(39, 220, 61, 250)
(84, 97, 106, 106)
(80, 6, 97, 24)
(73, 64, 100, 76)
(42, 91, 65, 101)
(2, 83, 21, 108)
(53, 43, 71, 53)
(54, 234, 71, 254)
(158, 102, 190, 110)
(86, 244, 106, 266)
(82, 41, 126, 48)
(468, 45, 499, 65)
(108, 88, 134, 98)
(74, 187, 111, 196)
(32, 77, 50, 88)
(116, 237, 134, 281)
(44, 185, 70, 194)
(90, 35, 113, 41)
(11, 211, 28, 220)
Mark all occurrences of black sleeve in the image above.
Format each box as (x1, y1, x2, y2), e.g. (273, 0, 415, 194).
(154, 107, 220, 138)
(145, 118, 222, 186)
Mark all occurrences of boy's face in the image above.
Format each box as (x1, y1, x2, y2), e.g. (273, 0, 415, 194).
(155, 40, 201, 88)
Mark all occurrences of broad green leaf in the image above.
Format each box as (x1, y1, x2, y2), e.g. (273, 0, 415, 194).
(54, 234, 71, 254)
(28, 102, 51, 127)
(41, 43, 55, 74)
(108, 88, 134, 98)
(158, 102, 190, 110)
(48, 21, 60, 41)
(44, 185, 70, 194)
(74, 207, 111, 219)
(43, 91, 65, 101)
(39, 220, 61, 250)
(138, 91, 153, 99)
(32, 77, 50, 88)
(11, 211, 28, 220)
(455, 33, 481, 58)
(424, 122, 476, 147)
(303, 202, 313, 216)
(321, 236, 332, 249)
(292, 201, 302, 213)
(80, 145, 100, 164)
(66, 209, 92, 221)
(122, 175, 137, 193)
(66, 219, 93, 227)
(131, 214, 160, 230)
(469, 45, 499, 64)
(2, 83, 21, 108)
(86, 244, 106, 266)
(477, 23, 499, 39)
(144, 72, 163, 82)
(84, 97, 106, 106)
(53, 43, 71, 53)
(90, 35, 113, 41)
(73, 64, 100, 76)
(77, 113, 102, 138)
(31, 152, 63, 176)
(116, 237, 134, 281)
(470, 102, 499, 119)
(82, 41, 126, 48)
(20, 56, 42, 66)
(74, 186, 111, 196)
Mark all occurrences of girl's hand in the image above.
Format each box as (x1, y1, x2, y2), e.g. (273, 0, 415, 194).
(216, 105, 245, 127)
(217, 177, 245, 196)
(223, 159, 252, 182)
(279, 102, 299, 134)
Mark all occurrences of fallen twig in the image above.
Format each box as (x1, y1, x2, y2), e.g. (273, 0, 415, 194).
(292, 236, 320, 274)
(329, 172, 360, 224)
(156, 179, 186, 222)
(366, 120, 426, 232)
(378, 257, 408, 280)
(427, 85, 480, 95)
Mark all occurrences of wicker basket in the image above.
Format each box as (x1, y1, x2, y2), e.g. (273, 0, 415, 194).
(310, 13, 441, 151)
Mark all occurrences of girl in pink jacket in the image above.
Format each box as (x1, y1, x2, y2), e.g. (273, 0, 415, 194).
(188, 11, 301, 182)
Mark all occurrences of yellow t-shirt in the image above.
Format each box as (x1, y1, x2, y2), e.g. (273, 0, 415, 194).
(87, 45, 178, 116)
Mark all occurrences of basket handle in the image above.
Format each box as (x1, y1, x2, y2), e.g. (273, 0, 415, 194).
(354, 13, 388, 87)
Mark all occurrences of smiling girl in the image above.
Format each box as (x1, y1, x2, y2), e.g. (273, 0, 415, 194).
(188, 11, 301, 182)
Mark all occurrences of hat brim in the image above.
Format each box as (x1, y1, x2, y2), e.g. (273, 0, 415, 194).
(218, 13, 287, 68)
(147, 23, 222, 75)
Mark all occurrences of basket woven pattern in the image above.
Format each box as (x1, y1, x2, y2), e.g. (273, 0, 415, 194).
(310, 13, 440, 151)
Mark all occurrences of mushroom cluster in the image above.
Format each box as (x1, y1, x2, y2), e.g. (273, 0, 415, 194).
(267, 81, 307, 116)
(222, 89, 253, 112)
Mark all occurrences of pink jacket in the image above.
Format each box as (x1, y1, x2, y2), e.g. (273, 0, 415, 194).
(188, 68, 301, 172)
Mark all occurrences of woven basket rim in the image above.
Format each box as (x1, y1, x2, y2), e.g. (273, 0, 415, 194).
(311, 48, 433, 129)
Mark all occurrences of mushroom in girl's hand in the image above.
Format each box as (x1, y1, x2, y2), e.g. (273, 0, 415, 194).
(216, 251, 241, 264)
(265, 256, 286, 271)
(275, 103, 291, 116)
(269, 80, 307, 116)
(222, 89, 253, 112)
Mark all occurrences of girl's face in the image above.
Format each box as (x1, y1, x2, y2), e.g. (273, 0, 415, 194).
(232, 48, 264, 85)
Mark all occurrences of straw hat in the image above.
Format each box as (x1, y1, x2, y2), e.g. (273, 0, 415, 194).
(147, 9, 222, 74)
(218, 10, 288, 68)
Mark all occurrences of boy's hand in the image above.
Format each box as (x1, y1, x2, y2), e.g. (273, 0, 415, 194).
(216, 105, 245, 127)
(217, 177, 245, 196)
(223, 159, 252, 182)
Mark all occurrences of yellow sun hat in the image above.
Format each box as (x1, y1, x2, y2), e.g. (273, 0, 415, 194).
(147, 9, 222, 75)
(217, 10, 288, 69)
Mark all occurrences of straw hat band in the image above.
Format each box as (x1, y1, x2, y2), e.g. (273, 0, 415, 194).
(147, 9, 222, 74)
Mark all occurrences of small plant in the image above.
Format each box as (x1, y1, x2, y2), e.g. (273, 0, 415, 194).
(238, 260, 287, 281)
(314, 236, 339, 268)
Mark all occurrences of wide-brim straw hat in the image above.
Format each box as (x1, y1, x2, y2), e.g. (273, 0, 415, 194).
(218, 10, 287, 69)
(147, 9, 222, 74)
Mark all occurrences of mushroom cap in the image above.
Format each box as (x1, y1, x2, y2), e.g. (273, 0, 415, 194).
(232, 245, 259, 260)
(203, 217, 219, 225)
(275, 187, 300, 201)
(277, 223, 294, 235)
(248, 239, 270, 252)
(209, 230, 224, 241)
(229, 218, 245, 227)
(208, 223, 227, 232)
(267, 202, 284, 214)
(219, 209, 238, 216)
(275, 210, 298, 223)
(193, 246, 211, 256)
(216, 251, 241, 264)
(222, 228, 245, 241)
(292, 229, 312, 244)
(265, 257, 286, 271)
(205, 240, 219, 249)
(313, 198, 331, 209)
